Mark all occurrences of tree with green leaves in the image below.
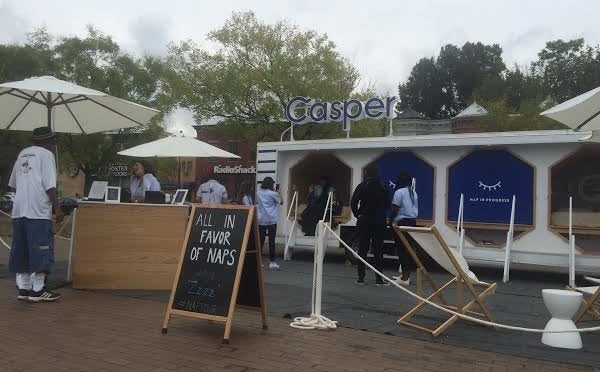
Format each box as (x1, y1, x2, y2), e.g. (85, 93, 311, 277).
(534, 38, 600, 102)
(399, 42, 505, 118)
(0, 26, 175, 192)
(167, 11, 361, 143)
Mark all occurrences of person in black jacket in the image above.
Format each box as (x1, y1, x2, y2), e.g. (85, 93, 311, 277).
(350, 164, 390, 286)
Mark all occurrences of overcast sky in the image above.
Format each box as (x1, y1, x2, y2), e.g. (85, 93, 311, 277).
(1, 0, 599, 133)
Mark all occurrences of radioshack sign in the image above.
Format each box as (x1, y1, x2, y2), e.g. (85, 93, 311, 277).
(213, 165, 256, 174)
(285, 96, 398, 131)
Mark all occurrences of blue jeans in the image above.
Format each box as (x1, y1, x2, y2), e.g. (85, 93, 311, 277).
(9, 218, 54, 274)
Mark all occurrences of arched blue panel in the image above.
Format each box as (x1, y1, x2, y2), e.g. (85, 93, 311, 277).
(369, 152, 434, 220)
(447, 149, 534, 225)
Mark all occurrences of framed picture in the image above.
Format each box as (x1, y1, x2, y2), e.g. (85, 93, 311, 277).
(172, 189, 189, 205)
(105, 186, 121, 203)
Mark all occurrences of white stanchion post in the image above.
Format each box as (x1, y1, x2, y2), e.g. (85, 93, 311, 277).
(310, 220, 319, 315)
(457, 193, 464, 254)
(289, 220, 337, 330)
(569, 197, 575, 288)
(66, 208, 77, 282)
(503, 195, 516, 283)
(314, 220, 326, 316)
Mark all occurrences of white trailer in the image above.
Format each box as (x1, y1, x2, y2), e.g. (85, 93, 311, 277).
(256, 129, 600, 273)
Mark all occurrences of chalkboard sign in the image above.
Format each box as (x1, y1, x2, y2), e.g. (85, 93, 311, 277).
(162, 204, 267, 343)
(236, 224, 262, 308)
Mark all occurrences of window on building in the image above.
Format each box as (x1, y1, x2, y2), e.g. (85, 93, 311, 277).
(208, 141, 220, 164)
(228, 141, 239, 154)
(228, 141, 239, 163)
(182, 160, 192, 176)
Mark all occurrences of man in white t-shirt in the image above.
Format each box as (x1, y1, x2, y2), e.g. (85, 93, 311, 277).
(9, 127, 63, 302)
(196, 178, 229, 204)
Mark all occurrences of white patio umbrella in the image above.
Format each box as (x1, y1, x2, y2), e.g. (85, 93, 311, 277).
(540, 86, 600, 131)
(0, 75, 159, 133)
(118, 131, 240, 186)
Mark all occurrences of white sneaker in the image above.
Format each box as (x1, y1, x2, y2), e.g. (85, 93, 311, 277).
(392, 276, 410, 285)
(268, 261, 280, 270)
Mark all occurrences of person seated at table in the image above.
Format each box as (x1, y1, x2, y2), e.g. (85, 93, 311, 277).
(129, 160, 161, 202)
(330, 191, 342, 217)
(300, 177, 334, 236)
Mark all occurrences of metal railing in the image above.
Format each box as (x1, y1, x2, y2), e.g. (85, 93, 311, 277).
(284, 190, 334, 260)
(284, 191, 299, 260)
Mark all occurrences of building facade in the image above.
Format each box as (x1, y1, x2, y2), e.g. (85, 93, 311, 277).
(195, 127, 256, 203)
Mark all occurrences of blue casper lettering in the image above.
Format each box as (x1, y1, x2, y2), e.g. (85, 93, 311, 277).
(385, 96, 397, 117)
(309, 102, 328, 121)
(342, 99, 363, 131)
(284, 96, 398, 131)
(364, 98, 385, 119)
(285, 96, 312, 124)
(330, 101, 342, 121)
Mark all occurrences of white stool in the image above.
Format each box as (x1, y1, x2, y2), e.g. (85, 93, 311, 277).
(541, 289, 583, 349)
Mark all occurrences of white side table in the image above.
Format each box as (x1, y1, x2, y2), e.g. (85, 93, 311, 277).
(541, 289, 583, 349)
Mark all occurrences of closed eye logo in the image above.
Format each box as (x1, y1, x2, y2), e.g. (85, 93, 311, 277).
(478, 181, 501, 191)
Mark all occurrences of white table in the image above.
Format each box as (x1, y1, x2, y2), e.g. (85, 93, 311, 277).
(541, 289, 583, 349)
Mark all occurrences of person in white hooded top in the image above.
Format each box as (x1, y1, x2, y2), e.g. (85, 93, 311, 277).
(256, 177, 282, 269)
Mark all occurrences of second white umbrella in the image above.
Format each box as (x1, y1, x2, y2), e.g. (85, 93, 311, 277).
(118, 131, 240, 158)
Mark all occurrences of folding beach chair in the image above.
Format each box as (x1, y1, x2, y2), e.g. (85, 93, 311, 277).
(392, 225, 497, 336)
(567, 276, 600, 322)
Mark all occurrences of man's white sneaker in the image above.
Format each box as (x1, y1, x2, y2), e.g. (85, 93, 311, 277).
(268, 261, 280, 270)
(392, 276, 410, 286)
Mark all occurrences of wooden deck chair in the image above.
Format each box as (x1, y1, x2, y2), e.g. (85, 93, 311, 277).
(393, 225, 497, 336)
(567, 276, 600, 322)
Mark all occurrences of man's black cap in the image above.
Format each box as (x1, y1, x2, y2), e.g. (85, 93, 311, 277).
(32, 126, 56, 141)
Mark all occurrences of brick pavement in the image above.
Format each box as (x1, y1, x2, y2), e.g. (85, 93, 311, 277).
(0, 279, 597, 372)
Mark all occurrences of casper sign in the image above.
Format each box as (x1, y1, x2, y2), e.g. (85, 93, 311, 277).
(285, 96, 398, 131)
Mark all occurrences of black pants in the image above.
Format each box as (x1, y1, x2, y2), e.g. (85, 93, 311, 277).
(394, 218, 417, 273)
(259, 224, 277, 262)
(356, 215, 385, 282)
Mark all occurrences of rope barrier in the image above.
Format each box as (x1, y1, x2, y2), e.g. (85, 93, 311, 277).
(290, 314, 338, 330)
(0, 210, 72, 245)
(0, 210, 11, 250)
(323, 224, 600, 334)
(0, 236, 10, 250)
